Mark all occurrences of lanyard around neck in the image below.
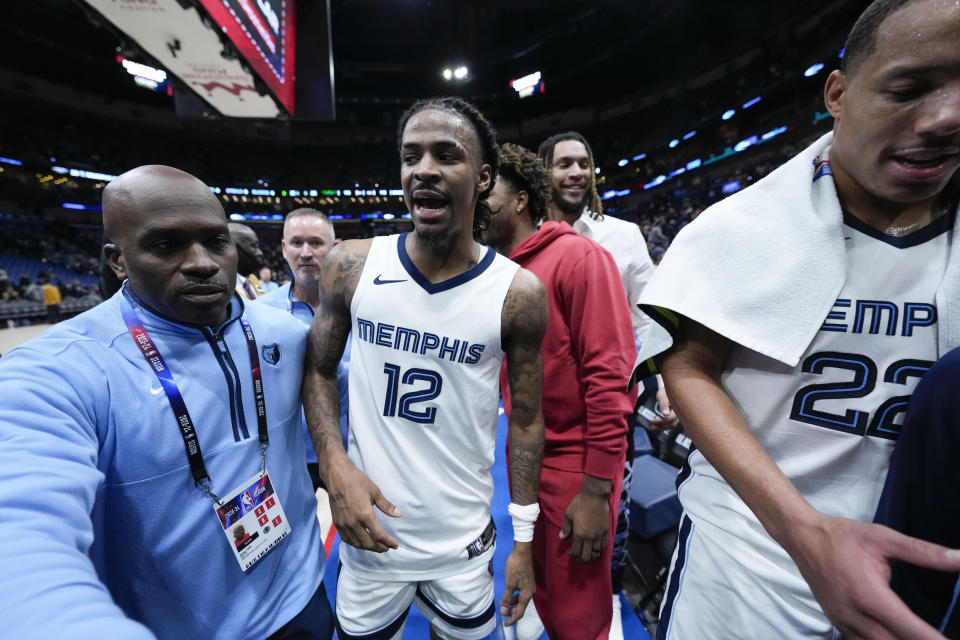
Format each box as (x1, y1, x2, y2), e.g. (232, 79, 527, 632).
(119, 296, 269, 502)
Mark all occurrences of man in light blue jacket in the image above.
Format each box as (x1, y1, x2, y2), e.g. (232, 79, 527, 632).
(259, 208, 350, 488)
(0, 165, 333, 640)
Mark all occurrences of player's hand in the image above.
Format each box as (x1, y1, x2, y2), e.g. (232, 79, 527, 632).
(559, 474, 611, 563)
(650, 386, 680, 430)
(500, 542, 535, 626)
(325, 456, 402, 552)
(785, 514, 960, 640)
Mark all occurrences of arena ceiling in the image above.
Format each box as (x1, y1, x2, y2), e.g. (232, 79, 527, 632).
(1, 0, 859, 128)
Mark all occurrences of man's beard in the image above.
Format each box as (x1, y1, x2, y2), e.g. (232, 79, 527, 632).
(553, 187, 588, 214)
(415, 227, 456, 253)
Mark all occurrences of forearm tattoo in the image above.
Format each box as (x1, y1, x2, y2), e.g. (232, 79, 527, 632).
(302, 244, 366, 467)
(503, 271, 548, 505)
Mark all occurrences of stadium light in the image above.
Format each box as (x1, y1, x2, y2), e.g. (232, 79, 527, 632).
(454, 66, 468, 79)
(442, 68, 453, 80)
(742, 96, 762, 109)
(669, 139, 679, 149)
(632, 153, 647, 161)
(510, 71, 544, 99)
(683, 130, 696, 141)
(734, 135, 758, 152)
(594, 167, 601, 175)
(722, 109, 736, 121)
(804, 63, 825, 77)
(618, 159, 628, 167)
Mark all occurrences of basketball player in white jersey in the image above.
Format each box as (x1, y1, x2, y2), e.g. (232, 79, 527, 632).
(302, 97, 548, 639)
(637, 1, 960, 639)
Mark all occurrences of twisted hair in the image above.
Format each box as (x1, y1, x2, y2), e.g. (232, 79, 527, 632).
(398, 97, 499, 239)
(537, 131, 603, 218)
(841, 0, 919, 75)
(497, 143, 552, 225)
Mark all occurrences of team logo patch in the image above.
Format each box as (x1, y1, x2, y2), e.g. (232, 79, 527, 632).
(262, 343, 281, 366)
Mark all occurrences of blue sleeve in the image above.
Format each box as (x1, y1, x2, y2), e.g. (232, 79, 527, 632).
(337, 335, 352, 447)
(876, 347, 960, 637)
(0, 346, 155, 639)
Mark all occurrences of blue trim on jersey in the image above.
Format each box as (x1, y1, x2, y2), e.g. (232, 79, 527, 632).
(335, 606, 410, 640)
(842, 207, 956, 248)
(940, 575, 960, 634)
(414, 586, 496, 629)
(675, 445, 697, 493)
(657, 514, 694, 640)
(396, 233, 496, 294)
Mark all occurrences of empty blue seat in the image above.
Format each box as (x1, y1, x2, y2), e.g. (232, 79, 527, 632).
(629, 455, 682, 539)
(634, 426, 654, 457)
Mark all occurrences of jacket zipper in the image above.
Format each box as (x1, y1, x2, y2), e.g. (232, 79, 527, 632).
(204, 329, 251, 441)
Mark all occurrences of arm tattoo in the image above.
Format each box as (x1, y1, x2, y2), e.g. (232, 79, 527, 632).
(302, 243, 367, 473)
(503, 270, 548, 505)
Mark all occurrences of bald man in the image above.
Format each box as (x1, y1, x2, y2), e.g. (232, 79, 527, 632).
(229, 222, 268, 299)
(0, 166, 334, 639)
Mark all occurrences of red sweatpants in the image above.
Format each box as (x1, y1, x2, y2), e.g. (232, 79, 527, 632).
(531, 460, 625, 640)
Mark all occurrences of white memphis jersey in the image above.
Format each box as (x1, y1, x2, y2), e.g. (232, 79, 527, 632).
(342, 233, 519, 580)
(678, 210, 951, 616)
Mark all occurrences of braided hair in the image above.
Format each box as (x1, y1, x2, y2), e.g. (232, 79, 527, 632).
(537, 131, 603, 218)
(496, 143, 552, 225)
(398, 97, 499, 239)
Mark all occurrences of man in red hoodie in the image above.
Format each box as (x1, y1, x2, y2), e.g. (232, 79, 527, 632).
(482, 143, 637, 640)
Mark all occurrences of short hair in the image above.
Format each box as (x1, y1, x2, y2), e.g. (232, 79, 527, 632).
(496, 143, 552, 225)
(537, 131, 603, 217)
(283, 207, 334, 240)
(397, 96, 498, 239)
(841, 0, 920, 75)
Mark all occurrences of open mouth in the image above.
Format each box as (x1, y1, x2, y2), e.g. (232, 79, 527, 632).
(889, 148, 960, 180)
(412, 190, 449, 218)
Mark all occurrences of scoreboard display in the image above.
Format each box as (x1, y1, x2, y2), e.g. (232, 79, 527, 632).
(197, 0, 296, 115)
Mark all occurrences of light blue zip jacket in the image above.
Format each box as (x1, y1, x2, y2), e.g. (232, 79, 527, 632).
(0, 286, 324, 639)
(258, 281, 351, 455)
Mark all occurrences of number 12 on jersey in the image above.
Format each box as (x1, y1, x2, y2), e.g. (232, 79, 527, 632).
(383, 362, 443, 424)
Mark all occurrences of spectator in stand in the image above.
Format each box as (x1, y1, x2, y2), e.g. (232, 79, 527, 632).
(259, 267, 280, 292)
(19, 275, 40, 302)
(1, 279, 18, 301)
(41, 276, 62, 324)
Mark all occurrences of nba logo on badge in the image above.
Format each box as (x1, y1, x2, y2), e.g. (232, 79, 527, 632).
(262, 343, 281, 366)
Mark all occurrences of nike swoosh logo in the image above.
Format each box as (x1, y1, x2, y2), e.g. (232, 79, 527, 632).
(373, 275, 407, 285)
(150, 386, 164, 395)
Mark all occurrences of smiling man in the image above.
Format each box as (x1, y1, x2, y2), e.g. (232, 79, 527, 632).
(302, 97, 548, 639)
(482, 143, 636, 640)
(633, 1, 960, 638)
(0, 165, 333, 639)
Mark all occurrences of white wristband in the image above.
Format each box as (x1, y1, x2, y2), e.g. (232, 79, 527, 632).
(508, 502, 540, 543)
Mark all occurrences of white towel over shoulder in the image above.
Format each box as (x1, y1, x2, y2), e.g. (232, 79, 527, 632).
(632, 132, 960, 384)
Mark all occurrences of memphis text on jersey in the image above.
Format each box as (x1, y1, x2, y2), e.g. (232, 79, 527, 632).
(355, 317, 486, 365)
